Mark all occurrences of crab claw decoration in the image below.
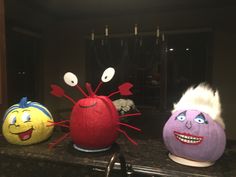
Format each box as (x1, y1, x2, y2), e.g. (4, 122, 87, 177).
(119, 83, 133, 96)
(50, 85, 65, 97)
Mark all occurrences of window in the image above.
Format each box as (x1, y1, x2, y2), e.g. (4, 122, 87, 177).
(86, 30, 212, 111)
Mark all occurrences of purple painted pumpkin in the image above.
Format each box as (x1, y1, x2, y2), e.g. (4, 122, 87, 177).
(163, 109, 226, 165)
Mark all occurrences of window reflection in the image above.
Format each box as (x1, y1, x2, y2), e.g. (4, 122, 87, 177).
(86, 31, 212, 111)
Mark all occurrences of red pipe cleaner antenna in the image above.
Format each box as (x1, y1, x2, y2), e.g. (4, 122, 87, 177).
(76, 85, 89, 97)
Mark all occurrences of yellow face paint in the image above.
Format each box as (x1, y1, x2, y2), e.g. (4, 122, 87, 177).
(2, 97, 54, 145)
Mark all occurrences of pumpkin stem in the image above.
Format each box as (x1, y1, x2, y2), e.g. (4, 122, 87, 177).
(19, 97, 29, 108)
(86, 83, 95, 97)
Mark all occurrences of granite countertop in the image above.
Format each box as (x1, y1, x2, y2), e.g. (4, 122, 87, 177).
(0, 133, 236, 177)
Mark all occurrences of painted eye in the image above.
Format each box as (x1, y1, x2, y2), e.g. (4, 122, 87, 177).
(194, 114, 207, 124)
(176, 112, 186, 122)
(64, 72, 78, 86)
(101, 67, 115, 82)
(22, 112, 31, 122)
(9, 114, 17, 125)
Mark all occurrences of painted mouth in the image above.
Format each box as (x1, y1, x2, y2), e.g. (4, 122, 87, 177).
(174, 131, 203, 145)
(79, 102, 97, 108)
(13, 128, 34, 141)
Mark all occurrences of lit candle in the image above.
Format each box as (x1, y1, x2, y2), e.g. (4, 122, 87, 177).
(91, 31, 95, 41)
(162, 33, 165, 41)
(134, 24, 138, 36)
(156, 27, 160, 38)
(105, 25, 108, 37)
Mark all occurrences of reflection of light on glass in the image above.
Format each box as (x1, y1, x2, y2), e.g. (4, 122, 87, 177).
(105, 25, 108, 36)
(169, 48, 174, 52)
(156, 27, 160, 38)
(91, 31, 94, 41)
(185, 48, 190, 51)
(134, 24, 138, 36)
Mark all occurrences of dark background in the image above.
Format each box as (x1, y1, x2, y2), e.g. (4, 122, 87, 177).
(3, 0, 236, 140)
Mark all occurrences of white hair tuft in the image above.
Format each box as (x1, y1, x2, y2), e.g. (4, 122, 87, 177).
(172, 83, 225, 128)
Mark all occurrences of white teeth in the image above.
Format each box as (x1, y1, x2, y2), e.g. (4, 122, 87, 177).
(174, 132, 203, 144)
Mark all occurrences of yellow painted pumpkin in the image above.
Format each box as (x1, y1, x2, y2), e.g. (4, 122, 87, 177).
(2, 97, 54, 145)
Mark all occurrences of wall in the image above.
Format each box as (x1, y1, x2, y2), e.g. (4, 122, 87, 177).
(5, 0, 53, 30)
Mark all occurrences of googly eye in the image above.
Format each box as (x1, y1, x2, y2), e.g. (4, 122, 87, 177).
(22, 112, 31, 122)
(64, 72, 78, 86)
(101, 67, 115, 82)
(9, 114, 17, 125)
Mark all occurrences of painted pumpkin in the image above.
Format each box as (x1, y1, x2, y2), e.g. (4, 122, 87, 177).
(163, 84, 226, 167)
(2, 97, 54, 145)
(49, 67, 141, 152)
(70, 88, 119, 151)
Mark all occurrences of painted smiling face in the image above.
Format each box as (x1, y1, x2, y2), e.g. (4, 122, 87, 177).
(163, 109, 226, 163)
(2, 97, 54, 145)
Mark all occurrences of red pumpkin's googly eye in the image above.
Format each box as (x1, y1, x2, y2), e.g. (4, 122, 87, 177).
(64, 72, 78, 87)
(101, 67, 115, 82)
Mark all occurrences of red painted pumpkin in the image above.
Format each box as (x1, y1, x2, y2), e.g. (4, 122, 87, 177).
(49, 67, 141, 152)
(70, 83, 120, 150)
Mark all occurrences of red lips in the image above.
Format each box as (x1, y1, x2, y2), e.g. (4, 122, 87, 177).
(174, 131, 203, 145)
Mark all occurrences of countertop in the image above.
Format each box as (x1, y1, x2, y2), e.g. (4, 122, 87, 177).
(0, 132, 236, 177)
